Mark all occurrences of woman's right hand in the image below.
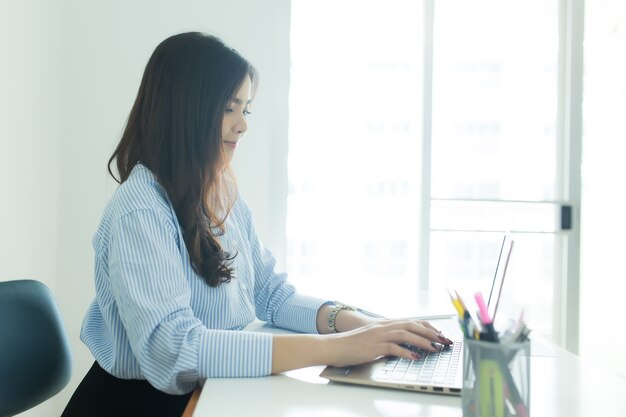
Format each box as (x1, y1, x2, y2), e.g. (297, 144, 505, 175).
(321, 319, 453, 368)
(271, 319, 452, 374)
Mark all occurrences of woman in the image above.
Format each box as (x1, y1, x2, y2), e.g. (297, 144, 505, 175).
(62, 32, 452, 416)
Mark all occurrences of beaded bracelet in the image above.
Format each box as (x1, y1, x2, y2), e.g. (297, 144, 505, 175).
(327, 304, 356, 333)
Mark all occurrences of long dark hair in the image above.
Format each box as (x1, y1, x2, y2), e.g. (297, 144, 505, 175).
(108, 32, 257, 287)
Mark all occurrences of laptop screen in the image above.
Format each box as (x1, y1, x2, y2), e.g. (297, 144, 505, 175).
(487, 234, 514, 322)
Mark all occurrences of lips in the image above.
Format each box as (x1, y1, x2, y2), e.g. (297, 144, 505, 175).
(224, 141, 238, 149)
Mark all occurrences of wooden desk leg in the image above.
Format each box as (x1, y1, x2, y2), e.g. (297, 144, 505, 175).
(181, 386, 202, 417)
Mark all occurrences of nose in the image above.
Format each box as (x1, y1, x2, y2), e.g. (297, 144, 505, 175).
(234, 115, 247, 135)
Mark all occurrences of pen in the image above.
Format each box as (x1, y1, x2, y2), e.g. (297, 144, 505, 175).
(448, 289, 464, 317)
(449, 289, 478, 339)
(455, 290, 481, 340)
(474, 292, 499, 342)
(448, 289, 468, 337)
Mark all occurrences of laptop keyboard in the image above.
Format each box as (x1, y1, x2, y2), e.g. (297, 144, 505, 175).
(374, 341, 462, 385)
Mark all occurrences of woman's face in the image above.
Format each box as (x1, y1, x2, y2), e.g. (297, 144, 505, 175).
(222, 76, 252, 162)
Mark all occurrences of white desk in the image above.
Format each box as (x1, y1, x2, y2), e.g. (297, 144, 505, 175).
(192, 324, 626, 417)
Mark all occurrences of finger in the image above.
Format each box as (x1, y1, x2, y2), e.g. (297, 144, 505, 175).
(386, 329, 441, 353)
(417, 320, 438, 331)
(377, 320, 451, 347)
(410, 321, 454, 345)
(406, 321, 445, 343)
(384, 342, 421, 361)
(379, 320, 440, 342)
(436, 331, 454, 345)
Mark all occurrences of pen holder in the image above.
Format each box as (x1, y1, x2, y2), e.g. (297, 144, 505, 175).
(462, 339, 530, 417)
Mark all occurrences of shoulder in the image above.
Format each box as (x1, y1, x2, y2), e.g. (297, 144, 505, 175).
(101, 164, 178, 232)
(113, 165, 172, 212)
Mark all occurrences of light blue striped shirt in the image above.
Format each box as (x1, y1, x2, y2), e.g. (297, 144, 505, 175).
(81, 164, 328, 394)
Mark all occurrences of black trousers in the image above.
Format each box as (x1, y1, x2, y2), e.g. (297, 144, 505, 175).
(61, 361, 193, 417)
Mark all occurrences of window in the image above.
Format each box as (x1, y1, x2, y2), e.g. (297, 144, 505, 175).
(287, 0, 424, 314)
(429, 0, 563, 340)
(288, 0, 579, 345)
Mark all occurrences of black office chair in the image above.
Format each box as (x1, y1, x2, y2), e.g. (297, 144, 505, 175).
(0, 279, 72, 416)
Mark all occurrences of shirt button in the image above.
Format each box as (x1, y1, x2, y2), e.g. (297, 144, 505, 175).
(240, 282, 248, 290)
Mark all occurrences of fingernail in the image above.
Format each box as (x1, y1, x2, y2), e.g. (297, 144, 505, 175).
(412, 352, 421, 360)
(438, 335, 453, 344)
(431, 341, 442, 350)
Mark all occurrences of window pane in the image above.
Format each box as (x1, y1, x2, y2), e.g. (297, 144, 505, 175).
(429, 231, 557, 337)
(288, 0, 425, 315)
(431, 0, 559, 201)
(429, 0, 562, 343)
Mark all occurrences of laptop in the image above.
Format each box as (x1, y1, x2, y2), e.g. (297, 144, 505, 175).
(319, 234, 515, 395)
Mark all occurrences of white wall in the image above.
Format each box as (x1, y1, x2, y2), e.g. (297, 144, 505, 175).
(0, 0, 62, 283)
(579, 0, 626, 379)
(0, 1, 62, 416)
(1, 1, 291, 415)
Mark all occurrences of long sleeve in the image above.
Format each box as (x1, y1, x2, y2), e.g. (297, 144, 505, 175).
(81, 165, 273, 394)
(238, 201, 329, 334)
(105, 209, 272, 393)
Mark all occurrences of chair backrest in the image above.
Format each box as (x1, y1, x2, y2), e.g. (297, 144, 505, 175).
(0, 279, 72, 416)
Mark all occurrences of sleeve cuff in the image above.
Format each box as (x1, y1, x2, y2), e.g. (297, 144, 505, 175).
(273, 294, 331, 334)
(198, 329, 273, 378)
